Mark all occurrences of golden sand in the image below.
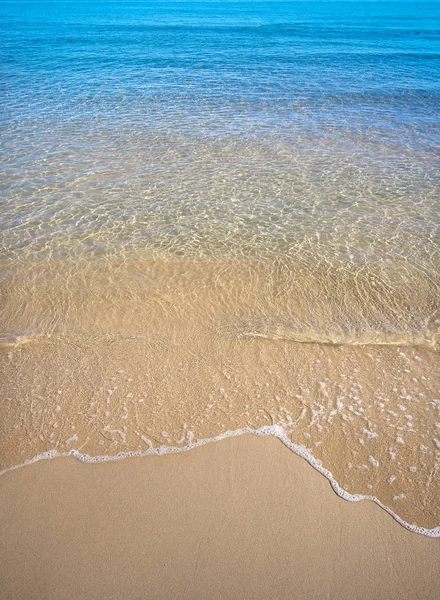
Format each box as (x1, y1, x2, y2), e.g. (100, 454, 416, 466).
(1, 435, 439, 600)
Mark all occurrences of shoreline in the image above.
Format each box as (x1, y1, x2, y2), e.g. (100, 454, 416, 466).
(2, 255, 439, 531)
(1, 428, 439, 538)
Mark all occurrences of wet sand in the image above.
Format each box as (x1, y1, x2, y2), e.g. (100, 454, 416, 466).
(1, 434, 439, 600)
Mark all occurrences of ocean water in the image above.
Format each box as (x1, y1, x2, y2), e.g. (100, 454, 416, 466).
(1, 1, 439, 534)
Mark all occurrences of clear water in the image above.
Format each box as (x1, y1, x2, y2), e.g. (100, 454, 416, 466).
(2, 1, 439, 264)
(1, 2, 439, 533)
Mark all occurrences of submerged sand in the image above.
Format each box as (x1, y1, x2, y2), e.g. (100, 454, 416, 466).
(1, 257, 439, 530)
(1, 434, 439, 600)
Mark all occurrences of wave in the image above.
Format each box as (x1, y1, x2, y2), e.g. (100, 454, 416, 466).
(239, 327, 439, 349)
(1, 326, 438, 350)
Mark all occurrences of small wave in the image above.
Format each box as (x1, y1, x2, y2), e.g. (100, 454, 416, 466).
(2, 328, 437, 350)
(240, 327, 438, 349)
(0, 330, 44, 348)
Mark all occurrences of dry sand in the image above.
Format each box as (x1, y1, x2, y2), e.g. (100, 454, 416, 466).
(1, 434, 439, 600)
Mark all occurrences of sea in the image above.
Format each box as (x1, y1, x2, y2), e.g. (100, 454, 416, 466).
(1, 1, 439, 535)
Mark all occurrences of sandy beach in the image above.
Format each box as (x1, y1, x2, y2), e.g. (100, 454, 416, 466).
(1, 2, 440, 598)
(1, 434, 439, 600)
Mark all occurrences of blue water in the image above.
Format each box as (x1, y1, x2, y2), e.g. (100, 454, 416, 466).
(2, 2, 439, 141)
(1, 2, 439, 267)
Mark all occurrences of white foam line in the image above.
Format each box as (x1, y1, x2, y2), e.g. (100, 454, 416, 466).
(1, 425, 439, 538)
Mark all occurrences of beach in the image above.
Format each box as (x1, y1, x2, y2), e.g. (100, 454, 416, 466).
(1, 434, 439, 600)
(1, 1, 439, 597)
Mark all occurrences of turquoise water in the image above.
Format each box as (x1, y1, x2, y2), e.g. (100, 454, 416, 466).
(1, 1, 439, 263)
(2, 0, 440, 346)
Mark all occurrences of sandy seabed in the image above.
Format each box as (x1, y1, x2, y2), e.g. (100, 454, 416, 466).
(1, 434, 439, 600)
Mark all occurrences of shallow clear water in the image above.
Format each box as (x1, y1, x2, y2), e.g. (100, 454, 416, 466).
(1, 1, 439, 533)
